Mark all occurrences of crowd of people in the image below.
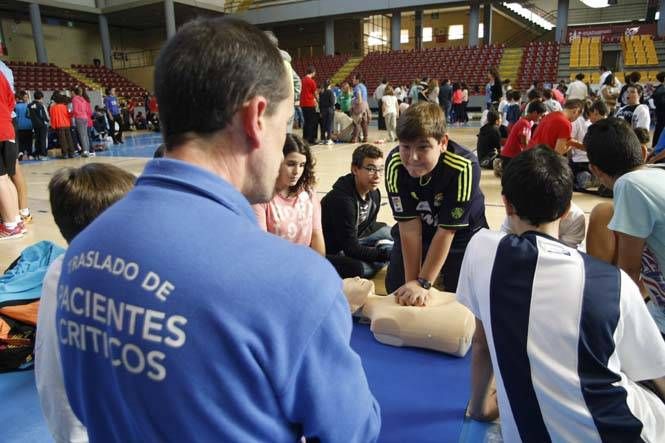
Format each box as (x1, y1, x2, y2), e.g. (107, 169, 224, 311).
(1, 16, 665, 442)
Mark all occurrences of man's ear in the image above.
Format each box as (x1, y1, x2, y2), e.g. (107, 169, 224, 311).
(241, 96, 269, 150)
(351, 164, 359, 175)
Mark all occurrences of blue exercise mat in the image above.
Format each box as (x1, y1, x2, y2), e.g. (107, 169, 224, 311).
(1, 322, 477, 443)
(350, 321, 472, 443)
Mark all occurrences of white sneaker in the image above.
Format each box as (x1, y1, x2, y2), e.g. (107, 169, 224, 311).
(326, 139, 334, 145)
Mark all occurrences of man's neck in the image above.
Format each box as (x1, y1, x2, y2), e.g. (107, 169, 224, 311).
(166, 131, 246, 192)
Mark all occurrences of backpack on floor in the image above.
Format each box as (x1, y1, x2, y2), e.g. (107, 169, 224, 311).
(0, 241, 65, 372)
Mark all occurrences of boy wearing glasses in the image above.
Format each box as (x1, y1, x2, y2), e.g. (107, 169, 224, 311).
(322, 144, 393, 278)
(385, 102, 487, 305)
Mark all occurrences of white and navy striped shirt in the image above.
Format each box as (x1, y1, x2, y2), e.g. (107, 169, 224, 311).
(457, 229, 665, 442)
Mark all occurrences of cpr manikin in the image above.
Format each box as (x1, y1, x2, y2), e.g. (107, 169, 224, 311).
(342, 277, 475, 357)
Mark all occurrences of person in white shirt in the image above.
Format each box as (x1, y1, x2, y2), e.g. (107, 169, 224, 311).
(542, 89, 562, 113)
(332, 104, 355, 143)
(616, 85, 651, 130)
(373, 78, 388, 131)
(571, 99, 608, 190)
(566, 73, 589, 101)
(598, 66, 612, 89)
(459, 147, 665, 442)
(35, 163, 135, 443)
(381, 85, 399, 142)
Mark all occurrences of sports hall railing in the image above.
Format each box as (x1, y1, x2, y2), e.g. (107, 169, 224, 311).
(111, 49, 161, 70)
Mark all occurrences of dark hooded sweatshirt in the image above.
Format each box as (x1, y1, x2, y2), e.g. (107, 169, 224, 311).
(321, 173, 390, 263)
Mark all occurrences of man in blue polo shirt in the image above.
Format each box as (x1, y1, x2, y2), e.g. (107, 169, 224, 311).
(56, 17, 380, 443)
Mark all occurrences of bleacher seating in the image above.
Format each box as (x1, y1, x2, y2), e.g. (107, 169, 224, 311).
(71, 64, 149, 99)
(6, 61, 89, 92)
(517, 42, 560, 90)
(570, 37, 601, 69)
(291, 54, 350, 85)
(346, 45, 505, 94)
(622, 35, 659, 66)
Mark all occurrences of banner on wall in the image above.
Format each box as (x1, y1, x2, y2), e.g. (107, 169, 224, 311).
(567, 23, 657, 42)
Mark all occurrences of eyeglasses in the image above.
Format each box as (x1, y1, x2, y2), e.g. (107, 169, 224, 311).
(361, 166, 385, 175)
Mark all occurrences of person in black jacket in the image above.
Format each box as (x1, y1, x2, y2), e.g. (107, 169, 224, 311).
(322, 144, 393, 278)
(488, 67, 502, 108)
(319, 79, 336, 145)
(27, 90, 49, 160)
(652, 71, 665, 149)
(438, 78, 452, 123)
(476, 110, 501, 169)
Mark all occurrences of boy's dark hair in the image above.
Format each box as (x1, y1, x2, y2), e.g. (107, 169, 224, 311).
(588, 99, 609, 116)
(34, 90, 44, 100)
(351, 143, 383, 168)
(657, 72, 665, 83)
(629, 71, 641, 83)
(575, 73, 585, 81)
(502, 147, 573, 226)
(334, 103, 341, 110)
(584, 117, 643, 178)
(49, 163, 135, 243)
(486, 110, 501, 126)
(526, 100, 546, 115)
(307, 65, 316, 75)
(527, 89, 541, 101)
(542, 89, 553, 99)
(154, 17, 290, 150)
(633, 127, 650, 145)
(397, 102, 446, 142)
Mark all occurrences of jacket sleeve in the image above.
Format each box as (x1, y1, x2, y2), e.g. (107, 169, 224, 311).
(278, 292, 381, 442)
(328, 195, 390, 263)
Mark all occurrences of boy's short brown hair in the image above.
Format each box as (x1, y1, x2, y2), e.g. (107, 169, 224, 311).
(396, 102, 447, 142)
(352, 144, 383, 168)
(49, 163, 135, 243)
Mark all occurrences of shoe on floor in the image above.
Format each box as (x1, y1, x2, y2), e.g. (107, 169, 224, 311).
(0, 224, 24, 240)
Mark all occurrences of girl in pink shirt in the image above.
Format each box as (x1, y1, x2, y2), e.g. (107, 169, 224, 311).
(253, 134, 325, 255)
(71, 87, 94, 157)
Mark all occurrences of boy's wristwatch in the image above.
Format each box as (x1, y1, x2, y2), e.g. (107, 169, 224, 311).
(416, 277, 432, 290)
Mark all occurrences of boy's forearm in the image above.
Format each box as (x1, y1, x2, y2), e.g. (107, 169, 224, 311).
(420, 228, 455, 282)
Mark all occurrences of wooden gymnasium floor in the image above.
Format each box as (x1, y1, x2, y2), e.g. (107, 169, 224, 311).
(0, 125, 607, 270)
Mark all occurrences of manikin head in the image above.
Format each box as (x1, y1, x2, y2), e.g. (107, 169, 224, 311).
(351, 144, 384, 196)
(275, 134, 315, 195)
(154, 17, 293, 204)
(501, 147, 573, 233)
(343, 277, 375, 312)
(585, 117, 644, 189)
(396, 102, 448, 178)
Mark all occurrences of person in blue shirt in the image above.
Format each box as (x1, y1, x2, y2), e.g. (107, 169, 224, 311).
(56, 17, 380, 443)
(586, 117, 665, 337)
(14, 91, 32, 160)
(103, 87, 123, 145)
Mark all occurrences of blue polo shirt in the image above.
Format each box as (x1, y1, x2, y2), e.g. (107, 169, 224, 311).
(103, 95, 119, 116)
(57, 158, 380, 442)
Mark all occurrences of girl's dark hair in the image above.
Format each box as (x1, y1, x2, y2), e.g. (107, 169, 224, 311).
(283, 134, 316, 194)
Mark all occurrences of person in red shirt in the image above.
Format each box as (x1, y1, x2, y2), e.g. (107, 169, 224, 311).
(497, 100, 546, 175)
(49, 92, 76, 159)
(0, 61, 22, 239)
(300, 66, 317, 144)
(528, 99, 585, 155)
